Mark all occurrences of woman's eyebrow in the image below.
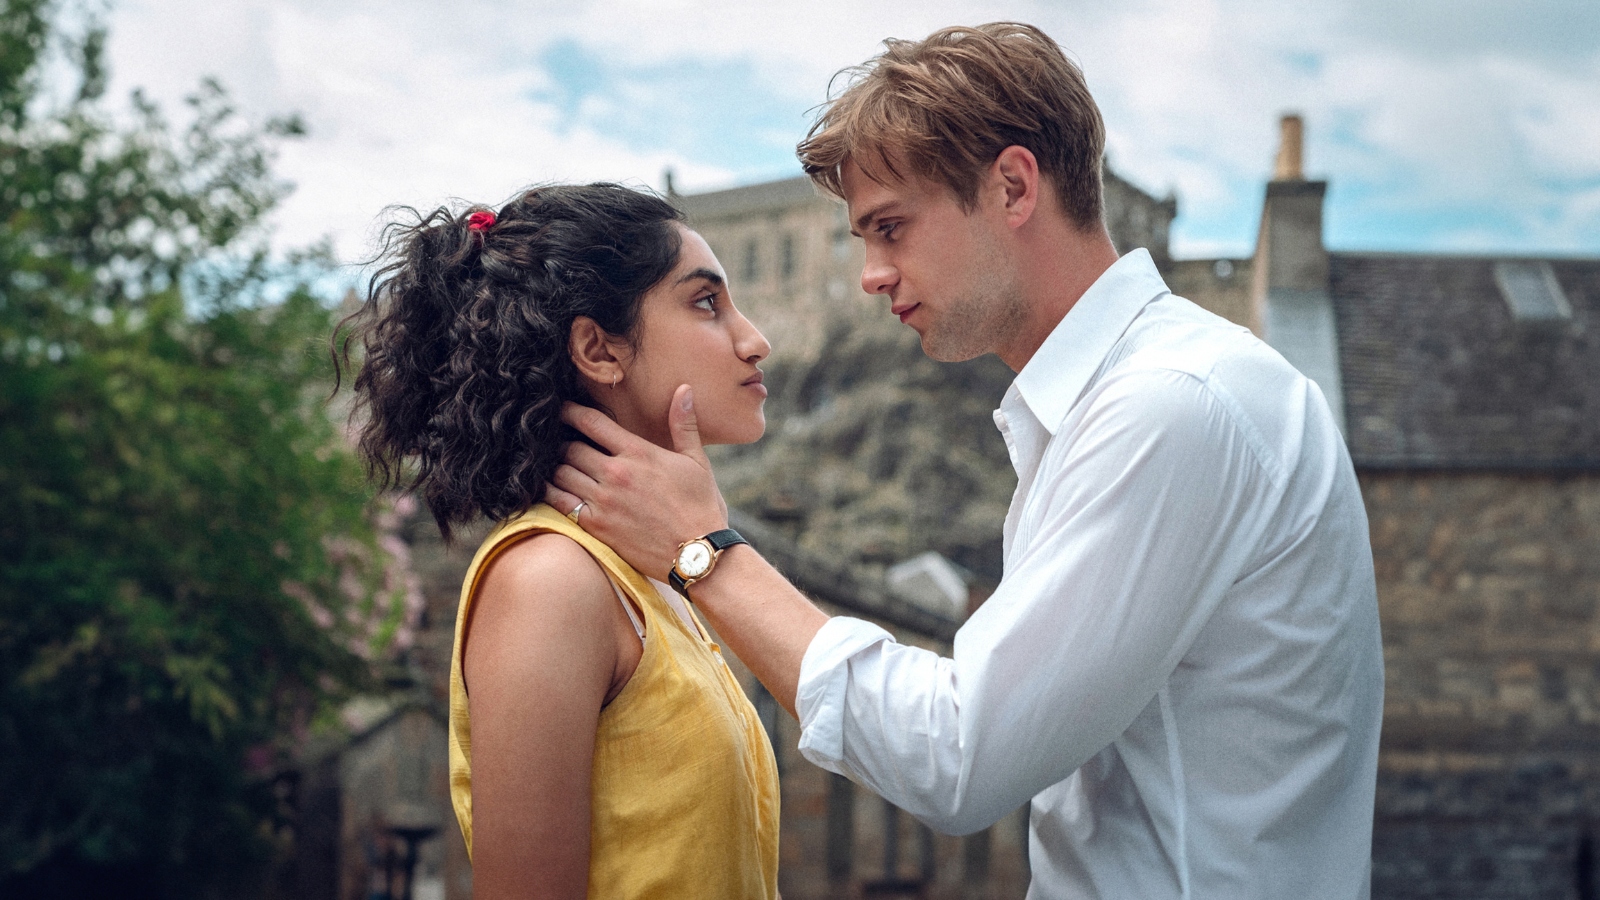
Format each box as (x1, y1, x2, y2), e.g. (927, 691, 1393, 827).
(675, 267, 725, 288)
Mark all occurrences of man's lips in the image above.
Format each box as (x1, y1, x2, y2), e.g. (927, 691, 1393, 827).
(893, 302, 920, 324)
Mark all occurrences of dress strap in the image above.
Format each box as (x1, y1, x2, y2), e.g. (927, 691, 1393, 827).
(608, 574, 645, 643)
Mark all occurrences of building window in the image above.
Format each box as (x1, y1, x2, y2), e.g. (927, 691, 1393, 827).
(780, 234, 796, 280)
(1494, 260, 1571, 322)
(743, 238, 760, 283)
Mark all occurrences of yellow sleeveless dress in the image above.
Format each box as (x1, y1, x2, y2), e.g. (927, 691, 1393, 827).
(447, 504, 780, 898)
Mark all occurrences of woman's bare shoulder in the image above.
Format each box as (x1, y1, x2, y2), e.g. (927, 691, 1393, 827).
(465, 532, 622, 681)
(481, 531, 612, 599)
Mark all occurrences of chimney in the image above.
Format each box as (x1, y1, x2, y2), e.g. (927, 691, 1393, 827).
(1250, 114, 1346, 434)
(1273, 114, 1304, 181)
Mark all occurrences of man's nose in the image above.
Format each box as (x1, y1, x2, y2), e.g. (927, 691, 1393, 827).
(860, 251, 898, 297)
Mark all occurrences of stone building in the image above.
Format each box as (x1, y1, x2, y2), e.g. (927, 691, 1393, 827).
(1243, 117, 1600, 900)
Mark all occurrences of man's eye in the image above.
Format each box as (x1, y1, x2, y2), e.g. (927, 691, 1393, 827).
(878, 222, 899, 239)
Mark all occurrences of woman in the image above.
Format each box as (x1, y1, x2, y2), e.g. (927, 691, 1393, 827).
(338, 184, 779, 899)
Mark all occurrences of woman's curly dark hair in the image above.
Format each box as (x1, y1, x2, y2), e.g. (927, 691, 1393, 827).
(335, 183, 685, 542)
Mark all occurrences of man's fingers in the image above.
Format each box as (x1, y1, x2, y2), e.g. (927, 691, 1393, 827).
(668, 384, 710, 466)
(562, 440, 613, 478)
(560, 402, 638, 456)
(544, 482, 582, 516)
(550, 462, 600, 499)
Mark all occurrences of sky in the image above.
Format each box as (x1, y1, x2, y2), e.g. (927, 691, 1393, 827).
(97, 0, 1600, 264)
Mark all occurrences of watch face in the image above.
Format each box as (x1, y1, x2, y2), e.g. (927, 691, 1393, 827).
(677, 540, 713, 578)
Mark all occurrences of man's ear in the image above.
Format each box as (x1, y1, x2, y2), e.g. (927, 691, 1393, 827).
(569, 316, 627, 387)
(991, 145, 1040, 229)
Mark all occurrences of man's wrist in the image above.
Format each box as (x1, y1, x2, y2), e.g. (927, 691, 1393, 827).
(668, 528, 747, 599)
(684, 542, 750, 607)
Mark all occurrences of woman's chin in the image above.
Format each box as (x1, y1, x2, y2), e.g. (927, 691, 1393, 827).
(702, 413, 766, 447)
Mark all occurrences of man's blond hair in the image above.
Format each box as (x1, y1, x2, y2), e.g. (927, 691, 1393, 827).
(798, 22, 1106, 230)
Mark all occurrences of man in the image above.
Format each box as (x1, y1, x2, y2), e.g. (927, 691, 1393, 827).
(547, 22, 1383, 899)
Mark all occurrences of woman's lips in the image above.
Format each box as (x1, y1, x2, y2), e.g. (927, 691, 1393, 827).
(743, 372, 767, 397)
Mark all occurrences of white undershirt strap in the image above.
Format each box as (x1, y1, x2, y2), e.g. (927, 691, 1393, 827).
(648, 577, 711, 641)
(607, 574, 646, 643)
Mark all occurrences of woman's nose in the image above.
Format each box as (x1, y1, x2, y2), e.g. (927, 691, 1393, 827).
(734, 311, 770, 363)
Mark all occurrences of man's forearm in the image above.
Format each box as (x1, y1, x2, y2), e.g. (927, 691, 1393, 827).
(690, 545, 829, 717)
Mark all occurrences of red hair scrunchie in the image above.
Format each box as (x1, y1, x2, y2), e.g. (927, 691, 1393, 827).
(467, 210, 496, 233)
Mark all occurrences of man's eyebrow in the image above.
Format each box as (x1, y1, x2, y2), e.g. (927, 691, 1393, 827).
(675, 267, 724, 287)
(851, 202, 897, 237)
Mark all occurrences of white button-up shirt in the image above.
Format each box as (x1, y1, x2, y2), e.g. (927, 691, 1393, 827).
(796, 249, 1383, 899)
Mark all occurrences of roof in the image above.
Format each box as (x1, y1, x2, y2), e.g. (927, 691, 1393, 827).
(673, 166, 1173, 242)
(1331, 253, 1600, 468)
(672, 175, 826, 221)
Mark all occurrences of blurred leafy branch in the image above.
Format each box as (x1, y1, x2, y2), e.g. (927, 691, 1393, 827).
(0, 0, 404, 893)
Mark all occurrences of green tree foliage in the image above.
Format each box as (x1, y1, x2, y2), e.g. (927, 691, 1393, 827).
(0, 2, 398, 894)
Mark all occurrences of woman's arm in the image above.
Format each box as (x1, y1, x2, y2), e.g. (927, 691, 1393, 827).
(462, 533, 643, 900)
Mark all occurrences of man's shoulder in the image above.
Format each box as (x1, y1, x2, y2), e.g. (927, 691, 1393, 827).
(1126, 294, 1260, 365)
(1114, 292, 1294, 387)
(1092, 293, 1334, 483)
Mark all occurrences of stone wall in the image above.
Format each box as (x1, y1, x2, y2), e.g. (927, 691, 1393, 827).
(1103, 167, 1176, 267)
(1165, 257, 1255, 332)
(1363, 471, 1600, 899)
(683, 181, 876, 369)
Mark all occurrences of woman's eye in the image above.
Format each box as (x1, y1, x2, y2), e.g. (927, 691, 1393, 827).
(693, 294, 717, 312)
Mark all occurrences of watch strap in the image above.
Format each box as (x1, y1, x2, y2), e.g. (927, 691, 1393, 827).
(704, 528, 748, 553)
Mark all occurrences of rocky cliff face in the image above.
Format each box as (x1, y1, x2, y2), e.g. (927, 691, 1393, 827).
(710, 311, 1017, 588)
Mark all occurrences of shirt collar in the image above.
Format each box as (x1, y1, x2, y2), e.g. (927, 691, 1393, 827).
(1010, 248, 1170, 435)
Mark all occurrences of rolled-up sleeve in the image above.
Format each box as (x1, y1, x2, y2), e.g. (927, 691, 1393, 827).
(795, 616, 896, 765)
(792, 367, 1280, 836)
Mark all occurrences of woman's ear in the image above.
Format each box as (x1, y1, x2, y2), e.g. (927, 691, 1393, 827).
(568, 316, 627, 387)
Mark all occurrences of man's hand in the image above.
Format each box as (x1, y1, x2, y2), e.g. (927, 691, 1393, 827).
(552, 385, 830, 715)
(546, 385, 728, 581)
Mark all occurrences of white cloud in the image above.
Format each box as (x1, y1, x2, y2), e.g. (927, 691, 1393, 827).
(107, 0, 742, 260)
(101, 0, 1600, 262)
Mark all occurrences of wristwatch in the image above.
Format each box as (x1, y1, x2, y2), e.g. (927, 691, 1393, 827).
(668, 528, 748, 599)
